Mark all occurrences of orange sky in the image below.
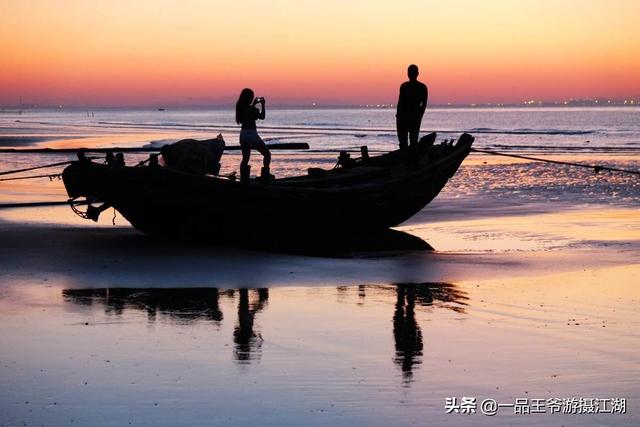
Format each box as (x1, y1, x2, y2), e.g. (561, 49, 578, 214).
(1, 0, 639, 106)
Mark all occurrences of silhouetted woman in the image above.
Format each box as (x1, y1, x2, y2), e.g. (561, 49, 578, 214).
(235, 88, 272, 183)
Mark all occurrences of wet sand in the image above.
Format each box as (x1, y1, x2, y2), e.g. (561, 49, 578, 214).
(0, 201, 638, 426)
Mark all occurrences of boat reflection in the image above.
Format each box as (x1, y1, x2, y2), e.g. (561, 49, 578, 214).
(62, 283, 467, 378)
(62, 287, 224, 323)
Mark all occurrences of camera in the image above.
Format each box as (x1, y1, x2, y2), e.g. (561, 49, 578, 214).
(255, 97, 265, 103)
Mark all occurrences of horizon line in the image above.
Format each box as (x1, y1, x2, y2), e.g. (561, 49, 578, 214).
(2, 95, 639, 110)
(2, 99, 639, 110)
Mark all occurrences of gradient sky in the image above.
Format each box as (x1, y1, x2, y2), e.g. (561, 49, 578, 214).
(1, 0, 639, 106)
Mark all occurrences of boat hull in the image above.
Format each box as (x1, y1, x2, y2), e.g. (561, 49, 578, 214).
(63, 134, 472, 242)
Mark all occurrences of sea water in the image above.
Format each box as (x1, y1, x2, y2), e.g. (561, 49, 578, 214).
(2, 106, 640, 151)
(0, 106, 639, 207)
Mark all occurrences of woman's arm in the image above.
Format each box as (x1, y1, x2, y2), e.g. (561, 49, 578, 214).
(258, 99, 266, 120)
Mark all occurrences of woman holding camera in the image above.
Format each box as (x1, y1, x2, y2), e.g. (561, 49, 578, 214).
(235, 88, 272, 183)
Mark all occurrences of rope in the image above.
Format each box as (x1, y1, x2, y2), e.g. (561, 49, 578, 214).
(0, 200, 79, 209)
(0, 173, 62, 182)
(471, 148, 640, 176)
(0, 160, 76, 176)
(1, 146, 636, 184)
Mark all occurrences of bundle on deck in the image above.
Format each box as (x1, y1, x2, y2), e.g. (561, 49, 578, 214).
(160, 135, 225, 175)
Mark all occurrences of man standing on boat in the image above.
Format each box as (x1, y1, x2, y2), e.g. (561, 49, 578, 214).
(396, 64, 428, 149)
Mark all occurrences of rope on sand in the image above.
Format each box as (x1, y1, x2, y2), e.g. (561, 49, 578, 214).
(471, 148, 640, 176)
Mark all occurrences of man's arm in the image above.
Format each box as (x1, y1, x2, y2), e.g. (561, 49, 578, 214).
(419, 84, 428, 115)
(396, 85, 404, 116)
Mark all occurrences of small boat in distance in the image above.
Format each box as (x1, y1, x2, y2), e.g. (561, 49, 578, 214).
(62, 132, 473, 245)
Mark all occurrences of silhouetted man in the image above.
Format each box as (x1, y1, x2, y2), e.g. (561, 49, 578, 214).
(396, 64, 428, 149)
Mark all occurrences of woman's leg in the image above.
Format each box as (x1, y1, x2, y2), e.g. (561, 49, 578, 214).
(253, 135, 271, 168)
(240, 144, 251, 168)
(239, 133, 252, 183)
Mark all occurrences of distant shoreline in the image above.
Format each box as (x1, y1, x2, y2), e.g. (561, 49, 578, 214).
(1, 104, 639, 112)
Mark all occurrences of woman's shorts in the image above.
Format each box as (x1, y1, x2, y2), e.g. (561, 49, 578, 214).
(240, 129, 266, 150)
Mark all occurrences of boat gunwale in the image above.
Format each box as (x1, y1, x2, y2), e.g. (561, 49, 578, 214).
(80, 140, 472, 197)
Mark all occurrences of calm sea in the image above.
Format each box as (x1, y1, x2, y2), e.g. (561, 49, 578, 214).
(0, 107, 638, 208)
(2, 106, 640, 152)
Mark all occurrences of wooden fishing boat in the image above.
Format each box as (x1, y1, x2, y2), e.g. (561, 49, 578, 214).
(62, 132, 473, 244)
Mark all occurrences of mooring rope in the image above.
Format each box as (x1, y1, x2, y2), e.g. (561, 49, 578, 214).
(0, 200, 75, 209)
(471, 148, 640, 176)
(0, 160, 76, 176)
(0, 146, 637, 185)
(0, 173, 62, 182)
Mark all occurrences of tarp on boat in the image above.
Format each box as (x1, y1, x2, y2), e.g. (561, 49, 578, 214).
(160, 135, 225, 175)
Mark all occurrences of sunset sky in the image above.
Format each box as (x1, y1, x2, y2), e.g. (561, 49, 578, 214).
(1, 0, 639, 106)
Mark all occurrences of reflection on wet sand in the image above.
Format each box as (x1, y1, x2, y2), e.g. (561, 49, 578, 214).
(363, 283, 468, 382)
(234, 288, 269, 362)
(62, 288, 225, 323)
(62, 283, 468, 375)
(392, 283, 469, 382)
(393, 284, 423, 382)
